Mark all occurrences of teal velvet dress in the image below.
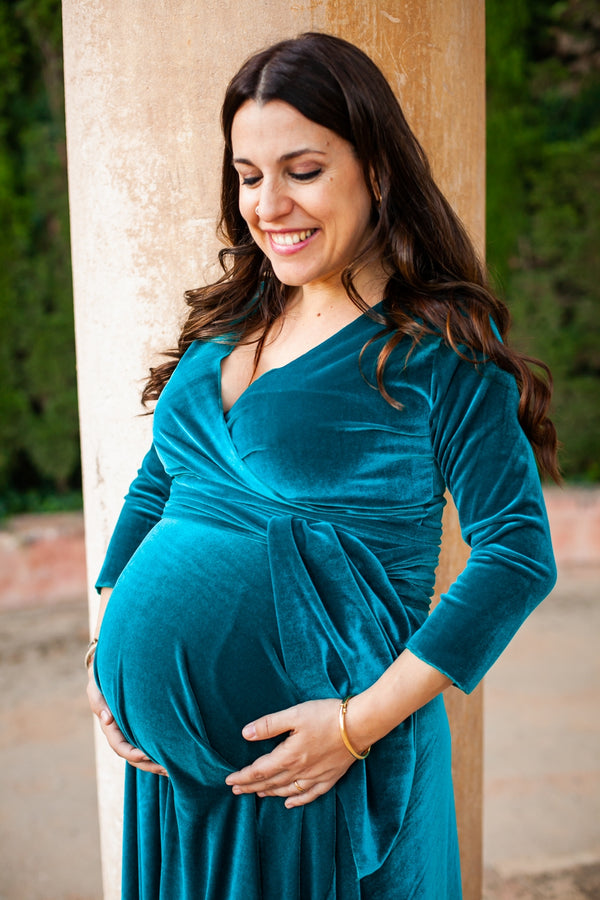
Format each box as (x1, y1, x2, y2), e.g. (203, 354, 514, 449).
(94, 306, 556, 899)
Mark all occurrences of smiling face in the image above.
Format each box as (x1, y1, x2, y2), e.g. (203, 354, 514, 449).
(231, 100, 375, 296)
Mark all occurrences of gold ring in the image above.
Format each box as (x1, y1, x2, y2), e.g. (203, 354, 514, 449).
(294, 780, 306, 793)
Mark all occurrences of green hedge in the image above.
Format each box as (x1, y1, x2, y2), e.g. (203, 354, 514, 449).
(0, 0, 79, 514)
(486, 0, 600, 480)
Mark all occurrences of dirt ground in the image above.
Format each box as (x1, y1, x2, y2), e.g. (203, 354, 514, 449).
(0, 564, 598, 899)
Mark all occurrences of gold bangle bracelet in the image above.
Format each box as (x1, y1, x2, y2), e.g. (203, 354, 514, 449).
(84, 638, 98, 670)
(339, 696, 371, 760)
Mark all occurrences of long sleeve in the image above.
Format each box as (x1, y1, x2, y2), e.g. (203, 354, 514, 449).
(95, 442, 172, 591)
(406, 344, 557, 693)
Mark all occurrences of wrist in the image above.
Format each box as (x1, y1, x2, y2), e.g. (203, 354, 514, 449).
(338, 697, 371, 759)
(84, 638, 98, 670)
(343, 687, 395, 751)
(347, 650, 453, 749)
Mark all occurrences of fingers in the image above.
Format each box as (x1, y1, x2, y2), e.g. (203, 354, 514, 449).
(225, 745, 350, 809)
(226, 698, 356, 807)
(242, 706, 296, 742)
(99, 716, 169, 776)
(231, 775, 332, 809)
(227, 761, 342, 799)
(284, 781, 327, 809)
(88, 682, 168, 777)
(256, 778, 323, 805)
(226, 745, 292, 793)
(87, 676, 114, 723)
(98, 715, 169, 777)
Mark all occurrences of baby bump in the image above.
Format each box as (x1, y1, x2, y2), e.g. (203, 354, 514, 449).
(95, 517, 297, 779)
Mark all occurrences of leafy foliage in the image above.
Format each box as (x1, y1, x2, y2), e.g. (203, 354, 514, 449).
(0, 0, 79, 514)
(487, 0, 600, 480)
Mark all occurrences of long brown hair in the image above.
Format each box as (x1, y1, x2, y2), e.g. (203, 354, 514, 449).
(143, 32, 560, 481)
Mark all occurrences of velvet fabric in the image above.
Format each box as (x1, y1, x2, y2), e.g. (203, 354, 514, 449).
(95, 307, 556, 899)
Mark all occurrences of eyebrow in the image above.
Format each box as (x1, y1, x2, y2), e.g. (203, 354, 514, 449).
(232, 148, 327, 165)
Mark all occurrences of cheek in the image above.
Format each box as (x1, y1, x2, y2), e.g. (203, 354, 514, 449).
(337, 198, 371, 250)
(352, 192, 374, 243)
(353, 181, 373, 224)
(238, 192, 256, 225)
(238, 200, 264, 248)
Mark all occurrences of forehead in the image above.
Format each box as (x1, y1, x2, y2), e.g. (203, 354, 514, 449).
(231, 99, 346, 158)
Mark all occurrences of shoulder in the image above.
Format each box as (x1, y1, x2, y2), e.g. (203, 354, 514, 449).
(157, 338, 230, 404)
(379, 331, 517, 407)
(429, 337, 517, 397)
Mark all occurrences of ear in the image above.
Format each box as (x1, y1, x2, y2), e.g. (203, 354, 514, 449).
(368, 165, 382, 207)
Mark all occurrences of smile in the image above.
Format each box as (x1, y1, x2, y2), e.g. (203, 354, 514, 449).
(269, 228, 318, 247)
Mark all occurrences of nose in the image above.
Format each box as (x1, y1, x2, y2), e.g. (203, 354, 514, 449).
(256, 178, 294, 222)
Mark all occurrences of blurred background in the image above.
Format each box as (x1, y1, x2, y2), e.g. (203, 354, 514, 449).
(0, 0, 599, 514)
(0, 1, 598, 898)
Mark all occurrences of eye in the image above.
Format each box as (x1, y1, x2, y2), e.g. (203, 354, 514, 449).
(240, 174, 261, 186)
(290, 168, 322, 182)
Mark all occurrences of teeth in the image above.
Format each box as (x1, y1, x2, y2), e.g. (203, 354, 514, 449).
(271, 229, 316, 246)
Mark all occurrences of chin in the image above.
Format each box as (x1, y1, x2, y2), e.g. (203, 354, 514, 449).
(269, 265, 314, 288)
(269, 260, 336, 289)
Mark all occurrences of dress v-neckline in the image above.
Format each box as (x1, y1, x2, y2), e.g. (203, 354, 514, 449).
(217, 302, 384, 419)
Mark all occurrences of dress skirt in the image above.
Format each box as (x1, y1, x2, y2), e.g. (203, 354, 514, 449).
(95, 514, 461, 899)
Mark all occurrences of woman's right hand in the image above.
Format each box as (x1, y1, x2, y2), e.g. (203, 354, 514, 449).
(88, 587, 168, 776)
(87, 667, 168, 777)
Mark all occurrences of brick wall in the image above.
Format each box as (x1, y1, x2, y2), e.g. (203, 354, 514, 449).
(0, 489, 598, 611)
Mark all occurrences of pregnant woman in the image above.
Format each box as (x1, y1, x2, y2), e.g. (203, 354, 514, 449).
(86, 32, 559, 899)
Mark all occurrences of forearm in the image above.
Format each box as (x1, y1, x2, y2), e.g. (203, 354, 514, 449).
(95, 443, 172, 591)
(93, 586, 113, 639)
(345, 650, 452, 752)
(86, 587, 112, 674)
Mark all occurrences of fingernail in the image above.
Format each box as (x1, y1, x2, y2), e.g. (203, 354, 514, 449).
(100, 710, 110, 724)
(242, 723, 256, 739)
(232, 786, 242, 795)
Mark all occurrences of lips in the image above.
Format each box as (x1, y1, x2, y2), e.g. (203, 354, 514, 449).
(268, 228, 318, 247)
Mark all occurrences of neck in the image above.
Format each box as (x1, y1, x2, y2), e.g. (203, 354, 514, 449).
(287, 260, 388, 320)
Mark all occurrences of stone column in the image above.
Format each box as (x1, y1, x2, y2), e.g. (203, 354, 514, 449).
(62, 2, 484, 897)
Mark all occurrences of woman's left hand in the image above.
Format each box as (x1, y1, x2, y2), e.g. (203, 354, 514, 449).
(225, 698, 360, 808)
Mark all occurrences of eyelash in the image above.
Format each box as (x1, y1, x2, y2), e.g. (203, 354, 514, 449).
(240, 168, 322, 186)
(291, 168, 322, 182)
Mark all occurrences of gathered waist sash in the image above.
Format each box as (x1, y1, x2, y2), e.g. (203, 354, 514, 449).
(165, 476, 438, 613)
(266, 514, 428, 879)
